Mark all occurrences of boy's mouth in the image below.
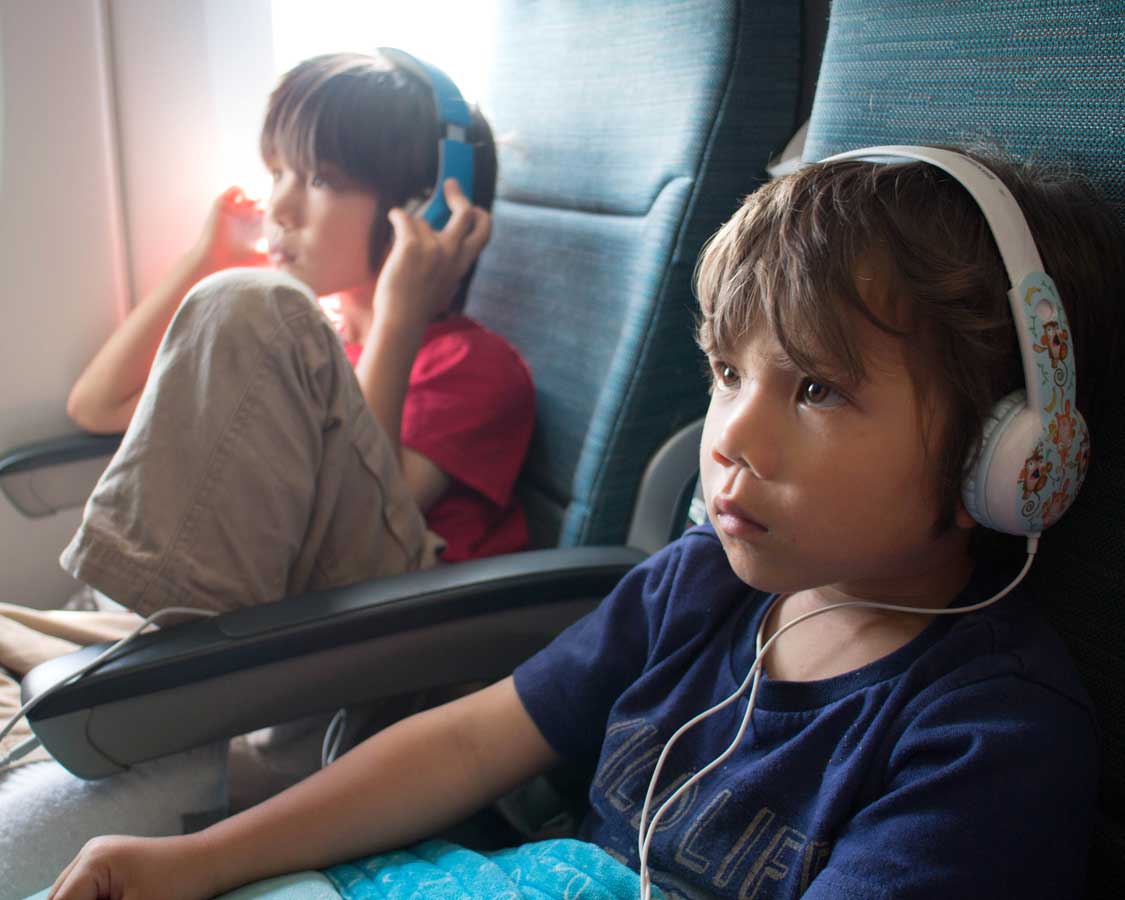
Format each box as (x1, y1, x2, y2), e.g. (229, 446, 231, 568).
(712, 496, 768, 537)
(269, 243, 296, 266)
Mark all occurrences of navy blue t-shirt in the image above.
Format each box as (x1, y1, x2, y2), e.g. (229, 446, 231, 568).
(513, 525, 1098, 899)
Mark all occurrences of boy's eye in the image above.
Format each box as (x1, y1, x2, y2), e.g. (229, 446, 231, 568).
(309, 173, 328, 188)
(799, 379, 843, 408)
(711, 361, 740, 390)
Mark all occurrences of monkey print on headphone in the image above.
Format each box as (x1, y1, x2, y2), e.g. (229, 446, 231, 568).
(1019, 271, 1089, 529)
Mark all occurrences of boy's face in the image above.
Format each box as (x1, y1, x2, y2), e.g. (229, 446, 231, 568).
(265, 156, 380, 297)
(699, 311, 973, 601)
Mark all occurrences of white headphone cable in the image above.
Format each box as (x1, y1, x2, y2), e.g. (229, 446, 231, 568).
(637, 538, 1037, 900)
(0, 605, 218, 769)
(322, 707, 349, 768)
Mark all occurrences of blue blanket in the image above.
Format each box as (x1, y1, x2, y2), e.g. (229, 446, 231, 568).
(26, 839, 654, 900)
(323, 839, 653, 900)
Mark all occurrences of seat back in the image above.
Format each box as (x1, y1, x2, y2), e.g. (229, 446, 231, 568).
(466, 0, 803, 547)
(803, 3, 1125, 896)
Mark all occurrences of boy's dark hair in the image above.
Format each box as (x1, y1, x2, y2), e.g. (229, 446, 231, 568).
(696, 150, 1123, 529)
(260, 52, 497, 313)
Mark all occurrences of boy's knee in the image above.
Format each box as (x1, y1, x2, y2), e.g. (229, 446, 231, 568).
(180, 268, 319, 339)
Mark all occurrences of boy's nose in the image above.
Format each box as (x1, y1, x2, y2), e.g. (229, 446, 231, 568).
(709, 396, 778, 480)
(268, 178, 302, 230)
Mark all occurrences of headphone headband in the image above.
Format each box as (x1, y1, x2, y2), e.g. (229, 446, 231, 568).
(823, 146, 1056, 411)
(822, 147, 1044, 284)
(376, 48, 474, 229)
(819, 146, 1088, 536)
(377, 47, 472, 131)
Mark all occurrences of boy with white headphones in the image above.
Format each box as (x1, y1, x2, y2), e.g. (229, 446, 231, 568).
(43, 148, 1123, 900)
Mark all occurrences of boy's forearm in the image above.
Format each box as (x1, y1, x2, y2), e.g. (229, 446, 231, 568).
(353, 305, 428, 459)
(192, 679, 558, 897)
(67, 248, 216, 432)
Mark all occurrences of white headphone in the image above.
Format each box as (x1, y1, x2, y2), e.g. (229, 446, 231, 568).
(824, 146, 1089, 536)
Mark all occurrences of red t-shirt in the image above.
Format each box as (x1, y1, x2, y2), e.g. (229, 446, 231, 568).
(339, 315, 534, 562)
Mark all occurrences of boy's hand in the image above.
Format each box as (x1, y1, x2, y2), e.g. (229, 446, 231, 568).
(48, 834, 211, 900)
(194, 186, 269, 273)
(374, 179, 492, 328)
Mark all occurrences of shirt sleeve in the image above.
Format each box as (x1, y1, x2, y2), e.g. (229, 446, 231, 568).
(512, 539, 689, 764)
(401, 325, 534, 507)
(803, 676, 1099, 900)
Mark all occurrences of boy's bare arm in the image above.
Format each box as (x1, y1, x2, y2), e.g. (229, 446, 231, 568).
(49, 676, 559, 900)
(67, 187, 265, 434)
(354, 179, 490, 507)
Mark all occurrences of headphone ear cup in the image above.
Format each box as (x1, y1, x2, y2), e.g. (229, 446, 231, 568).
(963, 388, 1088, 535)
(962, 391, 1027, 529)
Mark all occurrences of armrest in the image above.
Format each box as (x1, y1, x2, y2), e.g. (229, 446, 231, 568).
(22, 545, 645, 779)
(0, 433, 122, 517)
(627, 418, 702, 554)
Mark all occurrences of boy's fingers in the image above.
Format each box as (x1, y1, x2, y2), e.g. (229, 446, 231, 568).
(474, 207, 492, 240)
(219, 186, 250, 210)
(443, 176, 467, 206)
(460, 208, 492, 261)
(387, 208, 419, 243)
(442, 183, 494, 263)
(48, 852, 83, 899)
(47, 871, 82, 900)
(439, 182, 476, 244)
(56, 863, 104, 900)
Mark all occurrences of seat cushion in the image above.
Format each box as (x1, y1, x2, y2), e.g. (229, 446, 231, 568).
(469, 0, 802, 546)
(1, 743, 227, 899)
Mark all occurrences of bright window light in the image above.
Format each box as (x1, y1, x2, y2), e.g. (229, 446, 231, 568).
(270, 0, 497, 105)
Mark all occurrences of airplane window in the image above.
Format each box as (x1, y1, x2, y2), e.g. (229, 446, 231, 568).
(102, 1, 502, 307)
(270, 0, 497, 103)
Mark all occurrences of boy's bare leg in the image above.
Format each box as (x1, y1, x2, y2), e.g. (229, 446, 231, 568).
(60, 269, 440, 617)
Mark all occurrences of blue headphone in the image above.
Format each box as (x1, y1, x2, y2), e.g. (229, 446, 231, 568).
(822, 146, 1089, 537)
(377, 48, 475, 230)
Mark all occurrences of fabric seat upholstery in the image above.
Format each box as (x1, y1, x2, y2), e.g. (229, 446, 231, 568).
(467, 0, 803, 547)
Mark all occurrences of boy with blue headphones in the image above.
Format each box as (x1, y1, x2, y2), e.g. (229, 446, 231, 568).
(42, 149, 1122, 900)
(59, 50, 535, 620)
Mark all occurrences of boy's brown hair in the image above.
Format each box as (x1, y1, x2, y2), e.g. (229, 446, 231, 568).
(696, 150, 1123, 528)
(260, 52, 497, 313)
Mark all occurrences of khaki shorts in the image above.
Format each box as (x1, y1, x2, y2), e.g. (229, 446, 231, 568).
(60, 269, 442, 617)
